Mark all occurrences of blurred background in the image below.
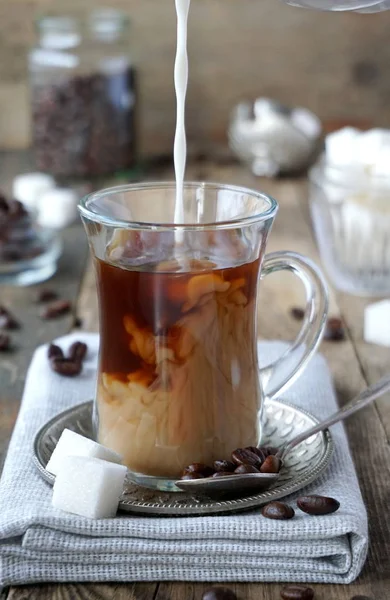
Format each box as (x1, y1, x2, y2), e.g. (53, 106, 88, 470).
(1, 0, 390, 157)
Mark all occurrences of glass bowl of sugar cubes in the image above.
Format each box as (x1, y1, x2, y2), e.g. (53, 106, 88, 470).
(309, 127, 390, 296)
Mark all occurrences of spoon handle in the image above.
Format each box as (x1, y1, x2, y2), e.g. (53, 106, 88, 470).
(279, 372, 390, 459)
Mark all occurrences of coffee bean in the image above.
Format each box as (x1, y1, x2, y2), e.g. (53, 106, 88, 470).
(214, 460, 235, 473)
(48, 344, 64, 360)
(297, 495, 340, 515)
(68, 341, 88, 363)
(74, 316, 83, 328)
(280, 585, 314, 599)
(41, 300, 71, 320)
(260, 455, 281, 473)
(50, 358, 82, 377)
(231, 448, 261, 468)
(0, 306, 19, 330)
(350, 596, 373, 600)
(0, 333, 11, 351)
(261, 501, 295, 520)
(234, 464, 259, 474)
(202, 587, 237, 600)
(324, 317, 346, 341)
(182, 463, 215, 478)
(180, 472, 205, 481)
(35, 288, 58, 303)
(245, 446, 266, 463)
(212, 471, 234, 478)
(291, 307, 305, 321)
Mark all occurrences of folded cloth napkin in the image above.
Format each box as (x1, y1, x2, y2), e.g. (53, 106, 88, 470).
(0, 333, 368, 586)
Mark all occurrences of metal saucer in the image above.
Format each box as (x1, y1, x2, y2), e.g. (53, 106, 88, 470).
(33, 398, 333, 517)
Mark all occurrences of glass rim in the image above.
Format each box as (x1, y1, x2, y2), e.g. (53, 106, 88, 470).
(78, 181, 279, 231)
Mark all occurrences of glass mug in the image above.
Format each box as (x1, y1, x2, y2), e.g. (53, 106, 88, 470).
(79, 182, 328, 490)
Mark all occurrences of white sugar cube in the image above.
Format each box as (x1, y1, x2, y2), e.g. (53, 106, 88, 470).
(364, 300, 390, 347)
(325, 127, 360, 167)
(13, 173, 56, 211)
(46, 428, 123, 476)
(37, 188, 78, 229)
(52, 455, 127, 519)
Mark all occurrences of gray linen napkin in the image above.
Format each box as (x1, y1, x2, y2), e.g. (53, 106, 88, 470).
(0, 333, 368, 586)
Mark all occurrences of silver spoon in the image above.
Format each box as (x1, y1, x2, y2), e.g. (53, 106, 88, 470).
(175, 372, 390, 496)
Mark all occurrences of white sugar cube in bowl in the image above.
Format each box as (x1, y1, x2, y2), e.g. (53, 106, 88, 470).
(52, 455, 127, 519)
(46, 428, 123, 476)
(309, 127, 390, 296)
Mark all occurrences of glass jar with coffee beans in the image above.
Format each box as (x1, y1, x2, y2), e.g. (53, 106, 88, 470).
(29, 10, 136, 178)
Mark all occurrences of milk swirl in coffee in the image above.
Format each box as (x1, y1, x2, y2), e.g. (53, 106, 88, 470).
(95, 0, 263, 478)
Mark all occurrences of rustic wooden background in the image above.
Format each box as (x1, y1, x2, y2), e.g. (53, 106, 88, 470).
(0, 0, 390, 153)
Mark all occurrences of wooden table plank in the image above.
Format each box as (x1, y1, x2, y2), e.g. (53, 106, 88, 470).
(3, 160, 390, 599)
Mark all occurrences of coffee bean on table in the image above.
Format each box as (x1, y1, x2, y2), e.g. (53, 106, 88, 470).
(68, 341, 88, 363)
(261, 501, 295, 520)
(0, 333, 11, 351)
(202, 587, 238, 600)
(280, 585, 314, 599)
(35, 288, 58, 303)
(231, 447, 261, 468)
(0, 306, 19, 330)
(50, 358, 82, 377)
(291, 307, 305, 321)
(47, 343, 64, 360)
(41, 300, 71, 320)
(297, 495, 340, 515)
(350, 595, 373, 600)
(234, 464, 259, 474)
(260, 455, 281, 473)
(214, 459, 236, 473)
(74, 316, 83, 328)
(182, 463, 215, 478)
(324, 317, 346, 341)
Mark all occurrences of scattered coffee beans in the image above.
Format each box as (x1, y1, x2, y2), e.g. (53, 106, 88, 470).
(50, 358, 82, 377)
(214, 459, 235, 473)
(41, 300, 71, 320)
(280, 585, 314, 599)
(234, 464, 259, 474)
(324, 317, 346, 341)
(181, 445, 282, 481)
(202, 587, 237, 600)
(297, 495, 340, 515)
(260, 455, 281, 474)
(35, 288, 58, 303)
(48, 344, 64, 360)
(291, 307, 305, 321)
(231, 447, 262, 468)
(0, 333, 11, 351)
(69, 341, 88, 363)
(261, 501, 295, 520)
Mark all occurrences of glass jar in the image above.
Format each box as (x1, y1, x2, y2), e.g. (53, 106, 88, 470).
(309, 158, 390, 296)
(284, 0, 390, 11)
(29, 10, 136, 179)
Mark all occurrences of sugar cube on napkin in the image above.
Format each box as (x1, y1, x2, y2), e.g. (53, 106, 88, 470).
(46, 428, 123, 476)
(52, 455, 127, 519)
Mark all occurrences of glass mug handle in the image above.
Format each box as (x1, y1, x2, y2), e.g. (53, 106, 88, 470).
(259, 250, 329, 399)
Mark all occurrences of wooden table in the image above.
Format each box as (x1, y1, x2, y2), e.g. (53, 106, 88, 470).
(0, 154, 389, 600)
